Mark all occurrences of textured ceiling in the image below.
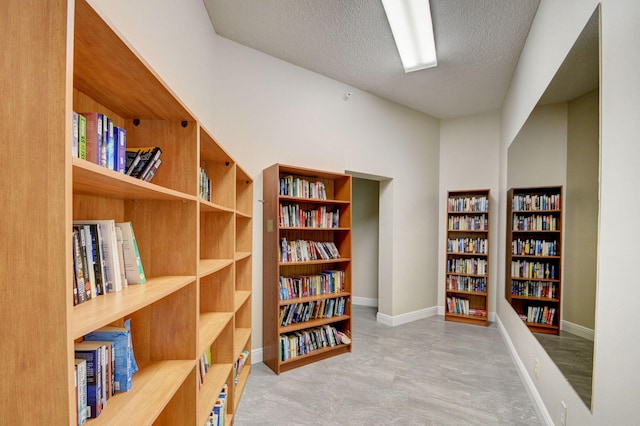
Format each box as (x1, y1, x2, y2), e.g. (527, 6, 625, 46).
(202, 0, 543, 119)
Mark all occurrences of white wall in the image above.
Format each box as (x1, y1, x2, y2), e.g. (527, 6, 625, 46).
(501, 0, 640, 424)
(91, 0, 441, 351)
(439, 111, 501, 315)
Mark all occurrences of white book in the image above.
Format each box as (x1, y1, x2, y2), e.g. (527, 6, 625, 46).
(115, 222, 146, 284)
(73, 220, 123, 292)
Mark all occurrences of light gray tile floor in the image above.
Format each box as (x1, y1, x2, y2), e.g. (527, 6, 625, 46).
(235, 306, 540, 425)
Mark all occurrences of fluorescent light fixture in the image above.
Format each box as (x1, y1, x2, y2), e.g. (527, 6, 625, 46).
(382, 0, 437, 72)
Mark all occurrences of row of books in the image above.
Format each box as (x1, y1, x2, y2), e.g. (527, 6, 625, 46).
(205, 384, 228, 426)
(447, 237, 488, 255)
(520, 305, 557, 325)
(72, 220, 146, 306)
(279, 175, 327, 200)
(279, 271, 345, 300)
(279, 325, 348, 362)
(448, 196, 489, 213)
(447, 215, 488, 231)
(74, 321, 138, 423)
(279, 203, 340, 228)
(512, 238, 558, 257)
(234, 350, 250, 386)
(198, 346, 213, 388)
(279, 238, 340, 263)
(72, 111, 126, 173)
(446, 276, 487, 293)
(72, 111, 164, 181)
(125, 146, 163, 181)
(200, 167, 212, 202)
(279, 297, 347, 327)
(512, 214, 558, 231)
(446, 258, 487, 276)
(511, 280, 558, 299)
(445, 296, 486, 317)
(512, 193, 561, 212)
(511, 260, 556, 279)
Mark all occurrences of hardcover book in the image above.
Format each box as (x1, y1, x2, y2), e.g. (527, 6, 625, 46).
(79, 112, 103, 165)
(73, 220, 124, 292)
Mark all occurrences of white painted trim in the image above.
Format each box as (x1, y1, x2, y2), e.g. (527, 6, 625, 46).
(561, 319, 594, 341)
(250, 347, 263, 364)
(496, 314, 552, 426)
(376, 306, 438, 326)
(352, 297, 378, 307)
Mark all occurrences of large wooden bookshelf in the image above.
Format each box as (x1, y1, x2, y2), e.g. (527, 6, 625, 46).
(444, 190, 490, 326)
(506, 186, 562, 335)
(2, 0, 251, 424)
(263, 164, 352, 374)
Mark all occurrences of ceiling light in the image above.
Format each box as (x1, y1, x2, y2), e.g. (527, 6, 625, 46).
(382, 0, 437, 72)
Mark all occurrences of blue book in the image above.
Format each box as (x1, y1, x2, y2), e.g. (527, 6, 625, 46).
(105, 117, 115, 170)
(74, 341, 104, 418)
(83, 321, 138, 393)
(72, 112, 79, 158)
(113, 127, 127, 173)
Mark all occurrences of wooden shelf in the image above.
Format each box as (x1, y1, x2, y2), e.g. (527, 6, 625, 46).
(2, 1, 252, 422)
(506, 186, 563, 335)
(89, 360, 194, 426)
(72, 276, 195, 339)
(197, 363, 233, 426)
(199, 259, 234, 278)
(263, 164, 352, 374)
(444, 190, 490, 326)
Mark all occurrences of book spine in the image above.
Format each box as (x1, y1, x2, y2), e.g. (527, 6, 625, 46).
(72, 112, 79, 158)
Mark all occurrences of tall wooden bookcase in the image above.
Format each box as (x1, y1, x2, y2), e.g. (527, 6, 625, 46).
(2, 0, 252, 424)
(506, 186, 562, 335)
(262, 164, 352, 374)
(444, 190, 490, 326)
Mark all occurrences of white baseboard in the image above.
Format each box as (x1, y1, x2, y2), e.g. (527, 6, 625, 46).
(250, 347, 263, 364)
(495, 315, 552, 426)
(352, 297, 378, 307)
(561, 320, 594, 341)
(376, 306, 438, 326)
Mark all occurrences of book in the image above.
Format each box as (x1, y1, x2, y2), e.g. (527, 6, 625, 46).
(105, 117, 115, 170)
(78, 113, 87, 160)
(114, 226, 128, 288)
(83, 322, 138, 393)
(141, 157, 162, 182)
(100, 114, 108, 167)
(72, 228, 88, 304)
(79, 112, 103, 165)
(125, 148, 141, 175)
(74, 359, 88, 425)
(113, 126, 127, 173)
(87, 224, 106, 296)
(72, 112, 79, 158)
(78, 225, 97, 299)
(130, 146, 162, 179)
(73, 220, 124, 292)
(115, 222, 146, 284)
(74, 341, 104, 418)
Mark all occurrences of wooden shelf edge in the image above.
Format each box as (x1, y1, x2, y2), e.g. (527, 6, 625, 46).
(233, 364, 251, 409)
(279, 315, 351, 333)
(233, 328, 251, 359)
(197, 363, 233, 426)
(279, 258, 350, 266)
(73, 158, 196, 202)
(445, 313, 488, 326)
(235, 252, 251, 261)
(279, 292, 351, 306)
(279, 344, 351, 372)
(234, 291, 251, 311)
(198, 312, 234, 355)
(90, 360, 194, 426)
(445, 289, 488, 297)
(198, 258, 233, 278)
(72, 275, 196, 339)
(510, 295, 560, 302)
(200, 199, 235, 213)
